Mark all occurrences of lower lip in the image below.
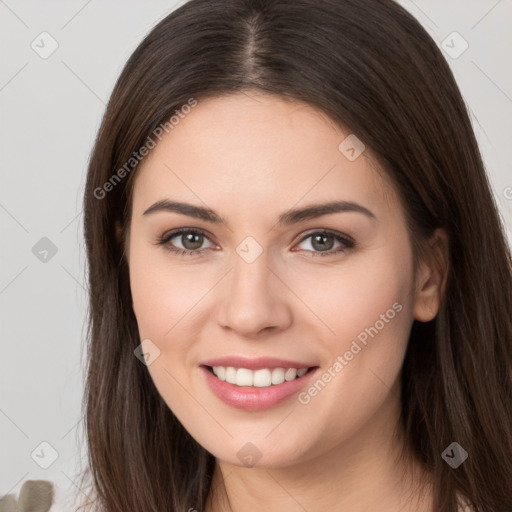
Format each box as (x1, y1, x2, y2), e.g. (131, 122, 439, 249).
(200, 366, 318, 411)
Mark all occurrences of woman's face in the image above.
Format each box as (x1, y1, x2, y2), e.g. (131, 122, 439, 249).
(126, 90, 436, 468)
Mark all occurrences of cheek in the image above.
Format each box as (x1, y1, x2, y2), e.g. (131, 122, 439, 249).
(128, 245, 203, 416)
(284, 239, 414, 347)
(329, 240, 414, 373)
(129, 255, 172, 338)
(128, 241, 211, 395)
(294, 240, 415, 440)
(129, 239, 206, 339)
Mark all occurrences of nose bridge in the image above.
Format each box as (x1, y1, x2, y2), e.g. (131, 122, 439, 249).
(232, 246, 270, 298)
(229, 234, 273, 298)
(216, 239, 292, 335)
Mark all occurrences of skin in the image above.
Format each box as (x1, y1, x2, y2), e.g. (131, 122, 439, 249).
(123, 89, 449, 512)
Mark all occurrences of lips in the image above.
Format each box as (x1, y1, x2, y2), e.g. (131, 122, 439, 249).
(201, 356, 313, 370)
(200, 356, 319, 411)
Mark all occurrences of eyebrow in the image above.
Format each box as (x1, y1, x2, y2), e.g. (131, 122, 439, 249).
(142, 199, 376, 226)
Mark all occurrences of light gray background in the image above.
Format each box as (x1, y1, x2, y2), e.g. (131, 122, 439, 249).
(1, 1, 511, 510)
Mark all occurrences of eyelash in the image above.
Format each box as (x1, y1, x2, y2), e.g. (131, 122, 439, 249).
(154, 228, 355, 257)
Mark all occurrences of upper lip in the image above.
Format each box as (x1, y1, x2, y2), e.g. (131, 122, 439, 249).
(201, 356, 316, 371)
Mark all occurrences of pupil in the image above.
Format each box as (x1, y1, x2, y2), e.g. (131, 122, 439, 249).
(180, 233, 335, 252)
(312, 234, 334, 251)
(183, 233, 203, 250)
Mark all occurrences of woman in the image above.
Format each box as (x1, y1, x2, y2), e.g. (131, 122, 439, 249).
(78, 0, 512, 510)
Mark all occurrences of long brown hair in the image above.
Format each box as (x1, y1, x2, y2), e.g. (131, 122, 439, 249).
(78, 0, 512, 510)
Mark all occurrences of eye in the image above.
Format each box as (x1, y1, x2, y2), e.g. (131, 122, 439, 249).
(155, 228, 355, 257)
(155, 228, 216, 256)
(293, 230, 355, 257)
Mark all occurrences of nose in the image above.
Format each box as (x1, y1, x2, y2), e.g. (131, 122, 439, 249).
(216, 251, 293, 338)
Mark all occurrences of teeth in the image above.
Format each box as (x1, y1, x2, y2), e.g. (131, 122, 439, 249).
(284, 368, 297, 381)
(236, 368, 253, 386)
(271, 367, 285, 385)
(225, 366, 236, 383)
(211, 366, 309, 387)
(253, 369, 272, 387)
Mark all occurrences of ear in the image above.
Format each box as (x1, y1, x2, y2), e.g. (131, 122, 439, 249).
(413, 228, 449, 322)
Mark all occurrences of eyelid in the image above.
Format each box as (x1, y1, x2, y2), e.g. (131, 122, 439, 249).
(159, 227, 353, 243)
(159, 227, 217, 249)
(296, 228, 354, 245)
(157, 227, 355, 256)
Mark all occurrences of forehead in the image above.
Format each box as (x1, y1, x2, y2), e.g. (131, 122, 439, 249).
(130, 92, 397, 224)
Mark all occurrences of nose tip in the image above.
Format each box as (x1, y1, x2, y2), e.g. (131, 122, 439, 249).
(216, 258, 293, 337)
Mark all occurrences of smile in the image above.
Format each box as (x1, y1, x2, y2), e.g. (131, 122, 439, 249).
(200, 364, 319, 411)
(210, 365, 308, 387)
